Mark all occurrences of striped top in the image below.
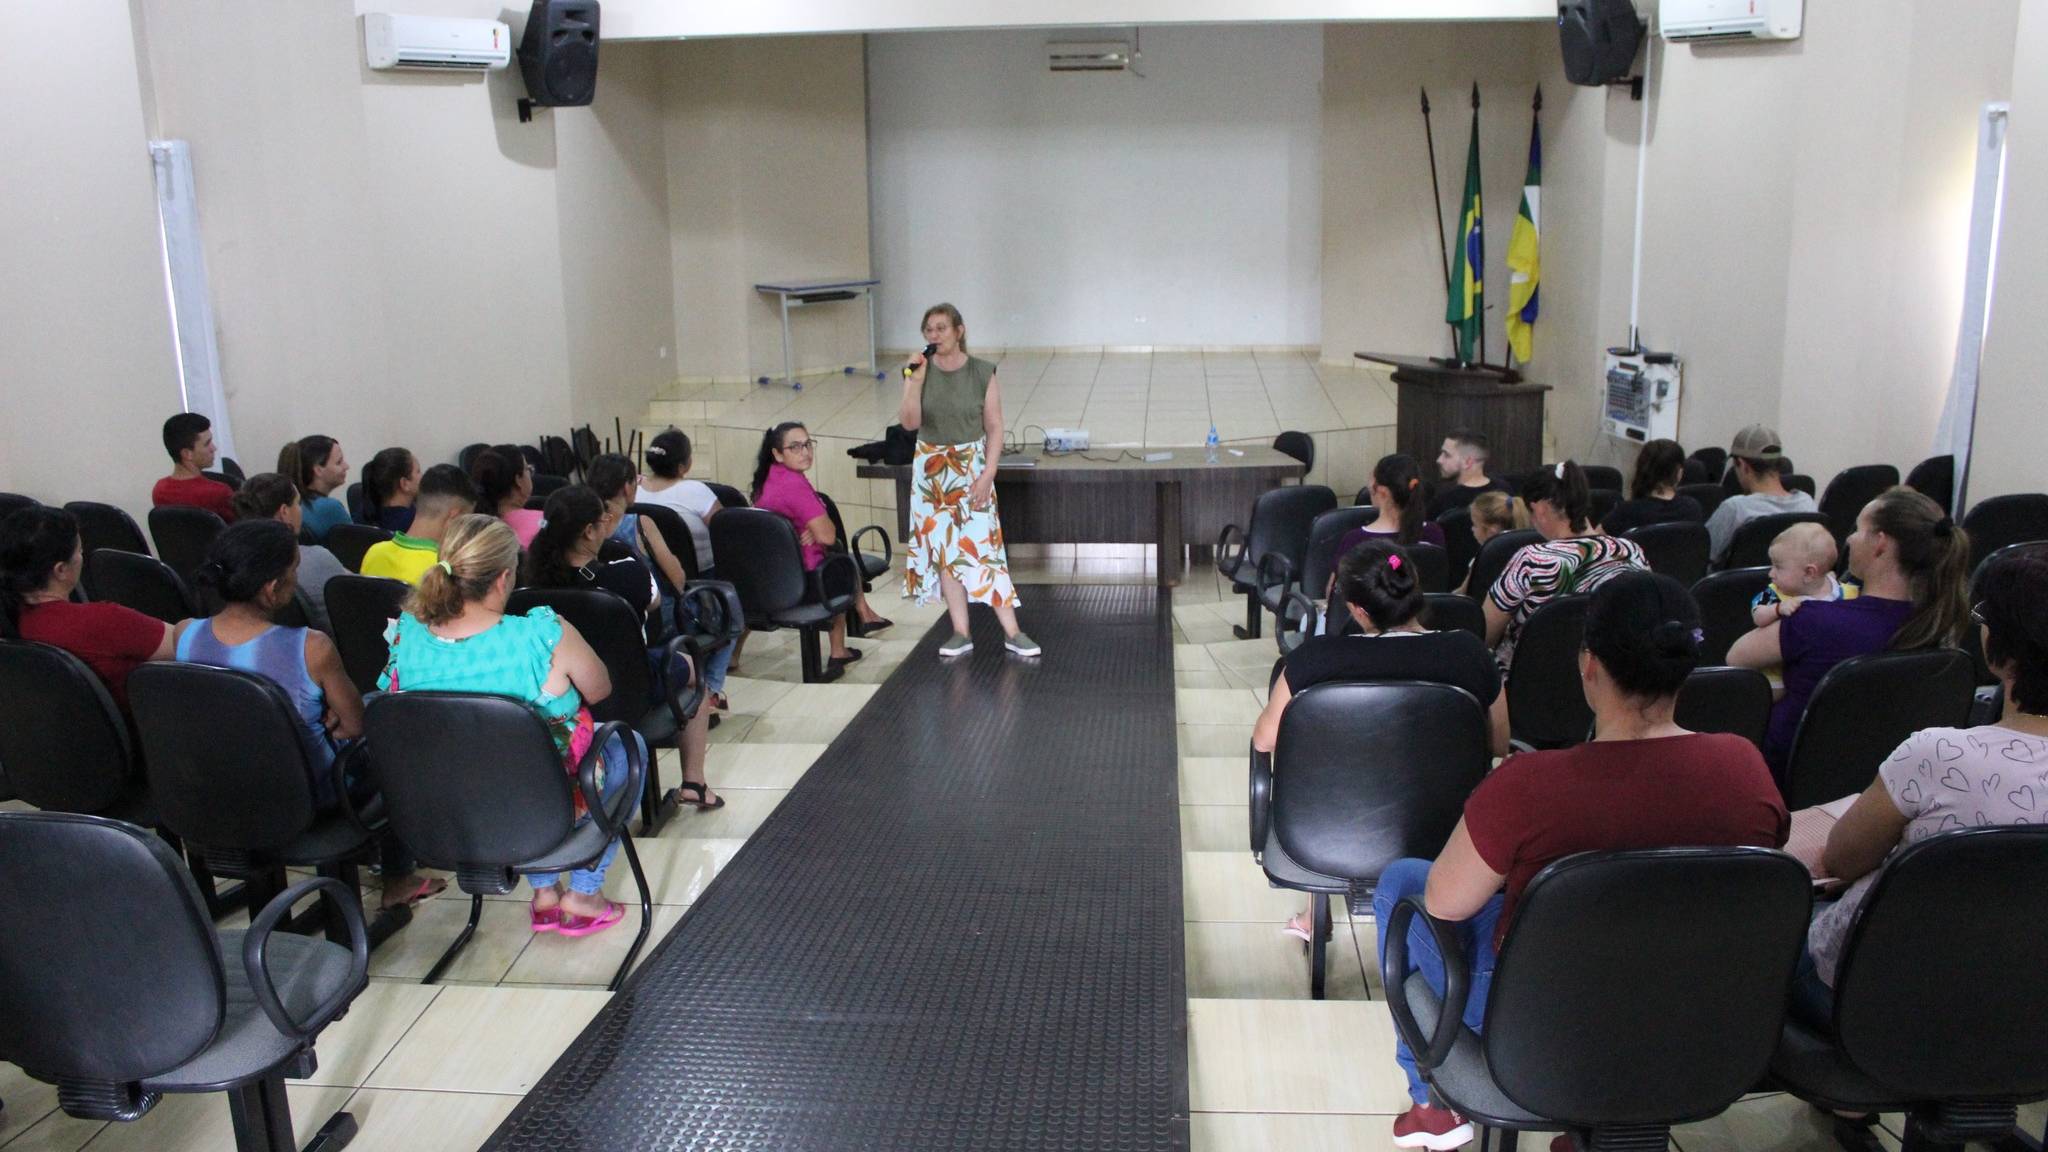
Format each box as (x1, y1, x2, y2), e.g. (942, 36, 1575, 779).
(1489, 534, 1648, 670)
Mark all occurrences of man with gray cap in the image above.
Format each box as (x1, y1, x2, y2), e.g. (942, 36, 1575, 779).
(1704, 424, 1818, 564)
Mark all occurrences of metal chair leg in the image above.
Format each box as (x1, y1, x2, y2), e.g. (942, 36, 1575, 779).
(609, 831, 655, 992)
(637, 741, 674, 837)
(304, 1110, 359, 1151)
(421, 894, 483, 985)
(800, 627, 825, 683)
(1309, 893, 1331, 1000)
(224, 1076, 295, 1152)
(1234, 591, 1263, 640)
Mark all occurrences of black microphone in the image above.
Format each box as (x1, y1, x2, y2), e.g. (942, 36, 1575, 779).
(903, 343, 938, 379)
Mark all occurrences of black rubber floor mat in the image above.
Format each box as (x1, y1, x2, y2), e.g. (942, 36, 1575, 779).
(481, 584, 1188, 1151)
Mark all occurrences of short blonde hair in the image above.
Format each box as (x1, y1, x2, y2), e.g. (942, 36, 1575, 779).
(403, 514, 521, 626)
(1768, 521, 1837, 573)
(1471, 491, 1530, 534)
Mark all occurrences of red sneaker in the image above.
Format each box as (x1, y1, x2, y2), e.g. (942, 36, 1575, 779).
(1392, 1103, 1474, 1150)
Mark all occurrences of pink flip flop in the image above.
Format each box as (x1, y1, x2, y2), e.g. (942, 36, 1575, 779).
(530, 904, 563, 933)
(556, 900, 626, 938)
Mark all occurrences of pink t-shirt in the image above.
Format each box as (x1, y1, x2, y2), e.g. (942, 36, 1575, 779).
(756, 463, 828, 570)
(503, 508, 543, 550)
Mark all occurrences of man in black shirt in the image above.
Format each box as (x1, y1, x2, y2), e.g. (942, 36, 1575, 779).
(1429, 428, 1512, 520)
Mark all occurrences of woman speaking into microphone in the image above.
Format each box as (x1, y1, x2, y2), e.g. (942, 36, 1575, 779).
(899, 303, 1037, 659)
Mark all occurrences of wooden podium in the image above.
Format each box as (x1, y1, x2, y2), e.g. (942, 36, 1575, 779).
(1358, 351, 1553, 478)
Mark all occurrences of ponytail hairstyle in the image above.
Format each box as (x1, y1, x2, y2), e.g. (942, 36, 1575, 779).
(921, 303, 967, 353)
(1867, 486, 1973, 651)
(1520, 460, 1593, 534)
(403, 514, 520, 627)
(751, 422, 807, 502)
(1583, 570, 1703, 699)
(193, 518, 298, 606)
(644, 428, 691, 480)
(1630, 439, 1686, 500)
(363, 448, 416, 512)
(1470, 491, 1530, 536)
(277, 435, 337, 501)
(231, 472, 300, 523)
(1371, 453, 1427, 545)
(585, 453, 638, 504)
(1334, 538, 1424, 632)
(523, 486, 606, 589)
(469, 447, 525, 516)
(0, 506, 80, 638)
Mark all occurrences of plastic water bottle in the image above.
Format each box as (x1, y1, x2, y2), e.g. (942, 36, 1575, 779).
(1205, 424, 1220, 465)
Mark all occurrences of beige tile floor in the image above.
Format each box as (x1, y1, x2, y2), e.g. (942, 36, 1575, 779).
(5, 558, 2038, 1150)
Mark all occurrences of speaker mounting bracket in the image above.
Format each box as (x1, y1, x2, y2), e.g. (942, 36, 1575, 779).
(518, 97, 537, 123)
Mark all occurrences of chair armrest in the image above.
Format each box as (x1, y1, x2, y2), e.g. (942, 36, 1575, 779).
(1257, 550, 1295, 596)
(1215, 524, 1247, 577)
(852, 523, 893, 571)
(1381, 895, 1472, 1074)
(680, 580, 744, 647)
(655, 634, 707, 727)
(243, 876, 369, 1042)
(1277, 589, 1318, 655)
(1248, 747, 1272, 857)
(810, 552, 861, 614)
(577, 719, 643, 842)
(327, 742, 387, 838)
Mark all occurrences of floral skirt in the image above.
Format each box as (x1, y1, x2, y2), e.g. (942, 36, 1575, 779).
(904, 439, 1020, 609)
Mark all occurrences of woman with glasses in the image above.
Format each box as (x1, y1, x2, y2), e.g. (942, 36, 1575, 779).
(751, 421, 893, 679)
(898, 303, 1036, 659)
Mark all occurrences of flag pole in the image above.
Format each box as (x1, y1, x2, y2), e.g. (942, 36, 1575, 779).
(1472, 82, 1487, 369)
(1421, 87, 1454, 357)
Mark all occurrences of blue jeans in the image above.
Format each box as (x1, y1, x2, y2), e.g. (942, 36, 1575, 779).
(658, 592, 733, 696)
(526, 731, 640, 897)
(1373, 857, 1506, 1106)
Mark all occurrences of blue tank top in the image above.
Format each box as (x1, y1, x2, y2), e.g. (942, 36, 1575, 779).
(176, 620, 337, 793)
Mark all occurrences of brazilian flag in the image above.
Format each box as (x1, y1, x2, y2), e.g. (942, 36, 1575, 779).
(1446, 104, 1484, 366)
(1505, 109, 1542, 365)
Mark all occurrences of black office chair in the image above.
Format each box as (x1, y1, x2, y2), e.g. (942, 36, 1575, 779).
(1422, 592, 1486, 641)
(710, 508, 858, 683)
(1963, 493, 2048, 573)
(0, 810, 367, 1152)
(1788, 474, 1817, 499)
(1588, 488, 1620, 529)
(128, 663, 382, 945)
(567, 428, 600, 477)
(362, 691, 651, 990)
(1438, 506, 1481, 590)
(520, 443, 550, 478)
(325, 575, 409, 695)
(1780, 648, 1975, 809)
(629, 501, 702, 585)
(817, 491, 892, 594)
(1680, 459, 1711, 486)
(148, 504, 226, 586)
(1725, 511, 1830, 570)
(344, 482, 367, 525)
(1692, 567, 1772, 667)
(1819, 465, 1901, 544)
(1771, 826, 2048, 1152)
(64, 500, 151, 557)
(1273, 431, 1315, 472)
(0, 492, 37, 519)
(706, 482, 748, 510)
(1463, 528, 1542, 602)
(1249, 681, 1491, 998)
(457, 442, 491, 473)
(529, 473, 570, 501)
(1625, 521, 1712, 586)
(1297, 507, 1378, 603)
(1674, 666, 1773, 751)
(1505, 595, 1592, 751)
(1678, 482, 1730, 520)
(1582, 464, 1624, 493)
(1387, 847, 1811, 1152)
(1904, 455, 1955, 514)
(323, 524, 392, 575)
(81, 548, 196, 622)
(1220, 485, 1336, 641)
(1689, 447, 1729, 482)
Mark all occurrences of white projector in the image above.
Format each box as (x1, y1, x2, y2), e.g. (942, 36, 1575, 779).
(1043, 428, 1090, 453)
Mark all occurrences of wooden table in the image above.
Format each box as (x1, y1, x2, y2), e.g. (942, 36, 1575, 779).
(858, 445, 1308, 587)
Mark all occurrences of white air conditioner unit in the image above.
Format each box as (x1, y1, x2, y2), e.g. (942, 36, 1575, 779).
(1048, 40, 1135, 73)
(363, 13, 512, 72)
(1659, 0, 1802, 42)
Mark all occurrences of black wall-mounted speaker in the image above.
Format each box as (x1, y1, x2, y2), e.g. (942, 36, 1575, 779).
(517, 0, 600, 108)
(1558, 0, 1643, 87)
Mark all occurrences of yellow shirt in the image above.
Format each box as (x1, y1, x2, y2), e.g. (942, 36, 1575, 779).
(359, 532, 439, 585)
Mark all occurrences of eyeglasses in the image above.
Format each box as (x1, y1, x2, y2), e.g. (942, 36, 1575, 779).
(1971, 603, 1988, 627)
(781, 440, 815, 453)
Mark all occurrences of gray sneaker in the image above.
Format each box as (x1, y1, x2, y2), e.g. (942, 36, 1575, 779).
(939, 633, 974, 658)
(1004, 631, 1042, 657)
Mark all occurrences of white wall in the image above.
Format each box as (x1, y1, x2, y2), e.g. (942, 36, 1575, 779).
(867, 25, 1323, 350)
(604, 0, 1548, 39)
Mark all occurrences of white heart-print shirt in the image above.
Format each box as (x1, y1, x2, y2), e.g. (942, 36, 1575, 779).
(1808, 724, 2048, 987)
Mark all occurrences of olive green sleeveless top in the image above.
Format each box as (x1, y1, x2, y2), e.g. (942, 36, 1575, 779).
(918, 356, 995, 447)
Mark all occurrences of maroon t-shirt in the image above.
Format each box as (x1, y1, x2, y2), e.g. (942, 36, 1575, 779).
(1463, 732, 1789, 947)
(151, 475, 237, 521)
(17, 600, 167, 707)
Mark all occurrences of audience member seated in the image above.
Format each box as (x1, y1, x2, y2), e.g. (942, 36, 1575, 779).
(1483, 460, 1648, 673)
(1452, 492, 1530, 596)
(362, 446, 420, 533)
(1704, 425, 1819, 565)
(526, 485, 723, 813)
(277, 434, 352, 542)
(1792, 544, 2048, 1030)
(636, 429, 722, 579)
(180, 518, 442, 909)
(1, 505, 184, 708)
(360, 464, 476, 585)
(1729, 487, 1971, 771)
(1600, 438, 1704, 535)
(1336, 454, 1448, 568)
(1428, 428, 1512, 520)
(151, 412, 237, 521)
(1745, 523, 1853, 697)
(233, 473, 347, 632)
(379, 514, 642, 938)
(470, 444, 543, 549)
(1374, 572, 1789, 1151)
(749, 423, 894, 675)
